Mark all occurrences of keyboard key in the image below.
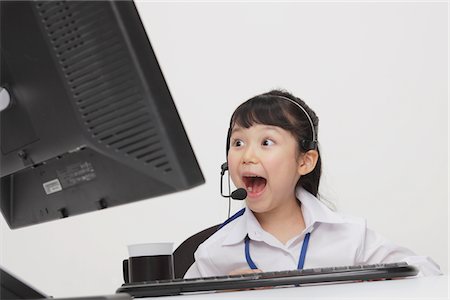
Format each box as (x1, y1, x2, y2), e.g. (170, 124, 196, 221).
(349, 265, 363, 269)
(333, 266, 350, 271)
(363, 264, 378, 269)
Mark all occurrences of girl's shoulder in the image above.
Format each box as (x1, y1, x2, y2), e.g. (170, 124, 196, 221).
(334, 210, 367, 226)
(299, 188, 367, 228)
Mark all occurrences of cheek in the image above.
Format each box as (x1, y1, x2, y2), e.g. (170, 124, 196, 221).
(265, 152, 300, 178)
(264, 154, 288, 171)
(227, 152, 240, 184)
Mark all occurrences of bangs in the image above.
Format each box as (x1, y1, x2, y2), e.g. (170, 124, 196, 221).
(231, 97, 297, 131)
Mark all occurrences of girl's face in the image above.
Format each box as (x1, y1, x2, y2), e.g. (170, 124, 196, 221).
(227, 124, 302, 213)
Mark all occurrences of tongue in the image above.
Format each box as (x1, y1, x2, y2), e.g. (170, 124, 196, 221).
(249, 177, 266, 193)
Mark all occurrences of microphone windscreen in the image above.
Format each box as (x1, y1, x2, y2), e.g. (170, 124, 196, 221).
(231, 188, 247, 200)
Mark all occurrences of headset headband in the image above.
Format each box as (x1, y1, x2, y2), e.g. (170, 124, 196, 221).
(273, 95, 317, 146)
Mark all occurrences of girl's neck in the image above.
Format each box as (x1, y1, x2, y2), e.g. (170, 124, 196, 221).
(253, 196, 305, 245)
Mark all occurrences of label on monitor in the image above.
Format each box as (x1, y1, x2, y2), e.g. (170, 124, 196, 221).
(56, 161, 96, 188)
(43, 179, 63, 195)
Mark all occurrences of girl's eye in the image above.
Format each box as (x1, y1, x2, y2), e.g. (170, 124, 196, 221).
(232, 139, 244, 147)
(262, 139, 275, 146)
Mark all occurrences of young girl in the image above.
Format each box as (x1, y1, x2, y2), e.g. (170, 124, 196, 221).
(184, 89, 441, 278)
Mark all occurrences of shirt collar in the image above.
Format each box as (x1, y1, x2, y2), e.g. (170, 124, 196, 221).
(297, 187, 345, 228)
(221, 208, 253, 246)
(221, 187, 345, 246)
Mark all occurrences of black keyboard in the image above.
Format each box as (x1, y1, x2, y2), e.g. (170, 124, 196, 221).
(116, 262, 418, 297)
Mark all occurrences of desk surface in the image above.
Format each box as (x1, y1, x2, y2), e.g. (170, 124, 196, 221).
(150, 275, 448, 299)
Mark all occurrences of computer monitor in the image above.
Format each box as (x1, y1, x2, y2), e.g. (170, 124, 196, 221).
(0, 267, 47, 299)
(0, 0, 205, 229)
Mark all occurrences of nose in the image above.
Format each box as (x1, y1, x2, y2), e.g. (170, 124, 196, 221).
(242, 144, 258, 165)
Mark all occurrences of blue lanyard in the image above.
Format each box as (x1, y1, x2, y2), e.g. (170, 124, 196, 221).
(244, 232, 311, 270)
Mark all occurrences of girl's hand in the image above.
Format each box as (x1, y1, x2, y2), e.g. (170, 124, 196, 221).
(222, 269, 269, 292)
(229, 268, 263, 276)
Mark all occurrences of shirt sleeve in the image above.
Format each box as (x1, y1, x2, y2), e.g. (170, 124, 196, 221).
(184, 262, 201, 279)
(183, 243, 221, 278)
(357, 227, 442, 276)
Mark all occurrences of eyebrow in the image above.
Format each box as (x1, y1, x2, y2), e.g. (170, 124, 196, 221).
(230, 125, 283, 135)
(230, 127, 242, 135)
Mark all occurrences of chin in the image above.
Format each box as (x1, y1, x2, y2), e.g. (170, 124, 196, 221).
(245, 198, 271, 214)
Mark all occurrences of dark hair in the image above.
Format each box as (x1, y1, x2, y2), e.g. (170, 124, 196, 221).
(226, 89, 321, 197)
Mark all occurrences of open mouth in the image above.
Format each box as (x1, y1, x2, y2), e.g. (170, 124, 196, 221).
(242, 175, 267, 195)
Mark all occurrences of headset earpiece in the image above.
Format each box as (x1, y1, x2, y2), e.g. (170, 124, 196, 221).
(221, 162, 228, 175)
(301, 140, 318, 151)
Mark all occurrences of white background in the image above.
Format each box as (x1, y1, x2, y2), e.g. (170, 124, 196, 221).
(0, 1, 448, 298)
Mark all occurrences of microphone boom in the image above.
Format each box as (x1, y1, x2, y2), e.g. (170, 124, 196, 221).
(220, 163, 247, 200)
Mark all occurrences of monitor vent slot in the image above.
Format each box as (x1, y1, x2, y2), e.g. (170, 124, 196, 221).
(35, 1, 172, 173)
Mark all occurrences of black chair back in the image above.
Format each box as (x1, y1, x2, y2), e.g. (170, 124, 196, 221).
(173, 224, 220, 278)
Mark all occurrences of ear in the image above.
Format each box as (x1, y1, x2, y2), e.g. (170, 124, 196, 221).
(297, 150, 319, 176)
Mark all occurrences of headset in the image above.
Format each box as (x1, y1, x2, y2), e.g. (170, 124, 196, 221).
(220, 94, 318, 214)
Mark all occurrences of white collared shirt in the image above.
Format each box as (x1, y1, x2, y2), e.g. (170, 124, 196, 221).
(184, 188, 441, 278)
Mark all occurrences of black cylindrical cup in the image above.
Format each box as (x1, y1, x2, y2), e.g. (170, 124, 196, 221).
(124, 242, 174, 283)
(123, 259, 130, 283)
(128, 255, 174, 283)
